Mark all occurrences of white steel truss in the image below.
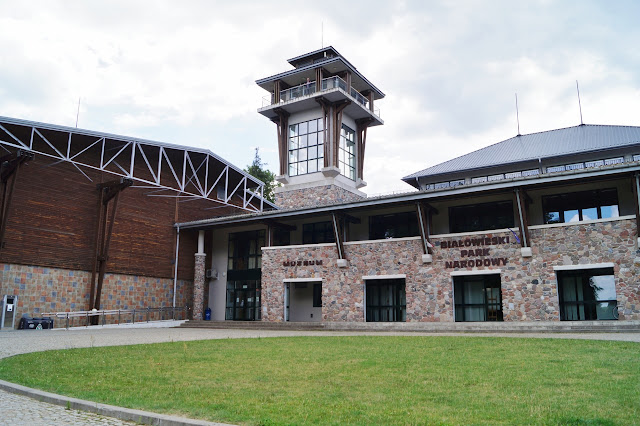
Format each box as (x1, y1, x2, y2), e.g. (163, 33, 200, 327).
(0, 116, 265, 212)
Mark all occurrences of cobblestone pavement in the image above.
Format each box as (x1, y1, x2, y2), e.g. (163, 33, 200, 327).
(1, 322, 639, 425)
(4, 389, 134, 425)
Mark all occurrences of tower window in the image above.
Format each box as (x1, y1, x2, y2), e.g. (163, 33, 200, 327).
(339, 124, 356, 180)
(289, 118, 324, 177)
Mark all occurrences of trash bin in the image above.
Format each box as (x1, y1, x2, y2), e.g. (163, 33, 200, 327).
(18, 316, 54, 330)
(204, 307, 211, 321)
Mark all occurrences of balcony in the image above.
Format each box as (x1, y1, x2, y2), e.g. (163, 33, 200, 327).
(261, 76, 381, 119)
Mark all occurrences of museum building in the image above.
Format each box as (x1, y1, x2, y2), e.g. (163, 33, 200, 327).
(179, 47, 640, 324)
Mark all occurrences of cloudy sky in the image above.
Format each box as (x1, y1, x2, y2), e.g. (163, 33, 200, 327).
(1, 0, 639, 195)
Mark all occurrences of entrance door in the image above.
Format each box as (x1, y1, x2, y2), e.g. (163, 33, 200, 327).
(454, 274, 503, 322)
(225, 280, 261, 321)
(286, 282, 322, 322)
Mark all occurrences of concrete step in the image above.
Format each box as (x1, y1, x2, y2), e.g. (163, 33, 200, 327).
(179, 320, 640, 334)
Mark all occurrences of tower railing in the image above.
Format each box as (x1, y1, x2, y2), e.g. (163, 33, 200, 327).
(280, 81, 317, 102)
(265, 76, 381, 118)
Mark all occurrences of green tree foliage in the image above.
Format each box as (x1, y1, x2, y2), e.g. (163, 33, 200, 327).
(245, 148, 278, 203)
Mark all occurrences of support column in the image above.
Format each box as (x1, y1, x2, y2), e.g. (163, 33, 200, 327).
(192, 230, 206, 320)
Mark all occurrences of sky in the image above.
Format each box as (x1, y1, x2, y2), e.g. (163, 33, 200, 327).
(1, 0, 639, 195)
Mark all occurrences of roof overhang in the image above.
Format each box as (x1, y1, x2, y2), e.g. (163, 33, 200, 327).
(177, 163, 640, 230)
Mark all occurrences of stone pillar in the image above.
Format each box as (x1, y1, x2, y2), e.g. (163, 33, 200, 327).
(192, 230, 206, 320)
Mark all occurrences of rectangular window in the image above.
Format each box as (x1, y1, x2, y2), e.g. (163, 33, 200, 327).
(313, 283, 322, 308)
(369, 211, 419, 240)
(557, 268, 617, 321)
(302, 221, 335, 244)
(454, 275, 503, 322)
(339, 124, 356, 180)
(542, 188, 619, 224)
(288, 118, 324, 177)
(366, 279, 406, 322)
(449, 200, 514, 233)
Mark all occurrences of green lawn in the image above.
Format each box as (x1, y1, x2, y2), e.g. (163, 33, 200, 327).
(0, 336, 638, 425)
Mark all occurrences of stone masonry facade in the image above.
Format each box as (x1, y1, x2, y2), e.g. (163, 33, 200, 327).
(275, 185, 365, 209)
(261, 218, 640, 322)
(0, 263, 193, 326)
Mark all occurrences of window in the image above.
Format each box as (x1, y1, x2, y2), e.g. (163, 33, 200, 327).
(449, 201, 514, 233)
(339, 124, 356, 180)
(289, 118, 324, 176)
(302, 221, 335, 244)
(272, 228, 290, 246)
(226, 230, 265, 321)
(557, 268, 618, 321)
(542, 188, 619, 224)
(369, 211, 419, 240)
(313, 283, 322, 308)
(454, 275, 503, 322)
(366, 279, 406, 322)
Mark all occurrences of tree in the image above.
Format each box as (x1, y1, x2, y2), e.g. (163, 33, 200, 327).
(245, 148, 278, 203)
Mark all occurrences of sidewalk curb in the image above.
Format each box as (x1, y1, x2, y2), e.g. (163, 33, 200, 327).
(0, 379, 232, 426)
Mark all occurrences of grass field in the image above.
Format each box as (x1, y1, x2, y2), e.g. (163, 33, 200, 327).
(0, 336, 638, 425)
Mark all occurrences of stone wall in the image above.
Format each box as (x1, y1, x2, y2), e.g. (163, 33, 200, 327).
(261, 218, 640, 322)
(274, 185, 365, 209)
(0, 263, 193, 325)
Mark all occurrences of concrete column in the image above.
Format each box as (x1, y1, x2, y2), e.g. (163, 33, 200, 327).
(192, 230, 206, 320)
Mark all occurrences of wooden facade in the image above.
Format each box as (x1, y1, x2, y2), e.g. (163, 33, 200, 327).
(0, 152, 239, 282)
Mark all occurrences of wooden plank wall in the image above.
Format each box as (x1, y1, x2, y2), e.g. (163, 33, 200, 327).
(0, 156, 237, 281)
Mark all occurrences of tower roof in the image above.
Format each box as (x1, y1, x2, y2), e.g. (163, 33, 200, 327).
(256, 46, 385, 100)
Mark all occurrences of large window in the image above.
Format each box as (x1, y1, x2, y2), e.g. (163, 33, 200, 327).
(289, 118, 324, 176)
(454, 274, 503, 322)
(369, 211, 419, 240)
(449, 200, 514, 233)
(302, 221, 335, 244)
(557, 268, 618, 321)
(543, 188, 619, 224)
(226, 230, 265, 321)
(366, 279, 406, 322)
(339, 124, 356, 180)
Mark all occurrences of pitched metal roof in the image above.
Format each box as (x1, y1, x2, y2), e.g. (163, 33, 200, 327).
(403, 124, 640, 182)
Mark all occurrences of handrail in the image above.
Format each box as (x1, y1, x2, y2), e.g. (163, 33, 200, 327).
(41, 305, 189, 329)
(280, 81, 316, 102)
(265, 75, 381, 118)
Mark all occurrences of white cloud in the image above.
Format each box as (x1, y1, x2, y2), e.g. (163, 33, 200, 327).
(1, 0, 639, 197)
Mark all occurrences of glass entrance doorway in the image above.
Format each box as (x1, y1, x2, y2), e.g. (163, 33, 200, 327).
(454, 274, 503, 322)
(226, 280, 261, 321)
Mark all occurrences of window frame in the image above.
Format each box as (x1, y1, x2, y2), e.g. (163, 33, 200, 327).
(542, 188, 619, 224)
(448, 200, 515, 233)
(302, 221, 335, 244)
(557, 267, 618, 321)
(288, 118, 324, 177)
(368, 211, 419, 240)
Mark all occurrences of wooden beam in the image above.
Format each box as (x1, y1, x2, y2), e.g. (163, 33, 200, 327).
(356, 118, 373, 181)
(331, 213, 345, 260)
(416, 202, 433, 255)
(273, 108, 290, 176)
(514, 188, 531, 248)
(88, 178, 133, 321)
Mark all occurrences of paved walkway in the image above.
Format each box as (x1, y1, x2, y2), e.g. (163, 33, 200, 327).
(1, 322, 639, 425)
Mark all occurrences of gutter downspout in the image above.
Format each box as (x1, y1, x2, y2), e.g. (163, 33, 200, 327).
(173, 225, 180, 309)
